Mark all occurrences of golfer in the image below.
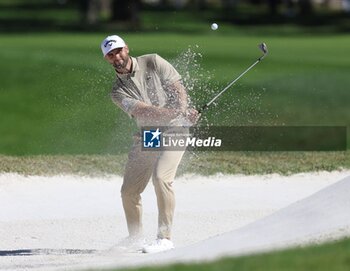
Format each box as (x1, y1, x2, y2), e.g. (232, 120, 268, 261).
(101, 35, 199, 253)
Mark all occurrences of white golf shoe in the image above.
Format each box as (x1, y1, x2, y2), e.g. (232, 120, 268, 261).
(142, 238, 174, 253)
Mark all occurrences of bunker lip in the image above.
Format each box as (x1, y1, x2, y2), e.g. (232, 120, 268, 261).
(0, 170, 349, 271)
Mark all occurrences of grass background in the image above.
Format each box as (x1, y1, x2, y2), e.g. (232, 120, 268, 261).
(0, 15, 349, 174)
(0, 151, 348, 176)
(0, 30, 349, 156)
(0, 0, 349, 167)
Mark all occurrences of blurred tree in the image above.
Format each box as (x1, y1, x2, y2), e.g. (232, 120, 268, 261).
(268, 0, 279, 16)
(298, 0, 313, 15)
(250, 0, 314, 17)
(244, 0, 276, 17)
(188, 0, 208, 10)
(220, 0, 238, 18)
(221, 0, 238, 10)
(100, 0, 112, 20)
(159, 0, 168, 8)
(283, 0, 297, 18)
(344, 0, 350, 13)
(78, 0, 100, 25)
(111, 0, 141, 25)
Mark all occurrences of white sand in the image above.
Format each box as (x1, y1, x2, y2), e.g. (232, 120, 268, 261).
(0, 170, 349, 271)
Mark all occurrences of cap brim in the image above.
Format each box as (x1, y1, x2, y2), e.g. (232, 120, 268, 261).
(102, 39, 126, 56)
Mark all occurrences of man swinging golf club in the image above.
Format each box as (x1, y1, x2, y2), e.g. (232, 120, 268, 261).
(101, 35, 199, 253)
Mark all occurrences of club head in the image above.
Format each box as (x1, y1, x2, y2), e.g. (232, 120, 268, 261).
(258, 43, 268, 55)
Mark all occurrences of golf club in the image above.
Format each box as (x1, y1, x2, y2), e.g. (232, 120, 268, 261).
(198, 42, 268, 113)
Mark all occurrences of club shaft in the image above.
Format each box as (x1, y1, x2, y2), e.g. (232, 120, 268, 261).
(200, 54, 266, 112)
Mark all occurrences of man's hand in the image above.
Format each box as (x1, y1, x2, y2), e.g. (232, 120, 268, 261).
(185, 108, 200, 125)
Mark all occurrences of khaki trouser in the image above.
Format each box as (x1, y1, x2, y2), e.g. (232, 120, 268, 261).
(121, 137, 185, 239)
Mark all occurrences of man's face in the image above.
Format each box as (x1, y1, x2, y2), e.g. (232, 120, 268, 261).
(105, 46, 130, 70)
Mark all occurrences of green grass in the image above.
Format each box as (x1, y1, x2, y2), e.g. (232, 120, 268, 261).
(108, 237, 350, 271)
(0, 154, 126, 176)
(0, 30, 349, 156)
(0, 151, 348, 176)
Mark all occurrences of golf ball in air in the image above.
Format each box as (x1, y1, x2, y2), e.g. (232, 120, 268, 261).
(211, 23, 218, 30)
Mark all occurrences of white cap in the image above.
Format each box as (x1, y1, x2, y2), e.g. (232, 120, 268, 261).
(101, 35, 126, 56)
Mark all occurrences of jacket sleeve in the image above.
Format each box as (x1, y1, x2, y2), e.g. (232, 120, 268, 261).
(111, 85, 139, 118)
(154, 54, 181, 87)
